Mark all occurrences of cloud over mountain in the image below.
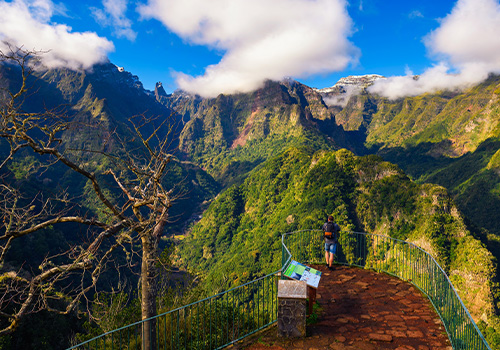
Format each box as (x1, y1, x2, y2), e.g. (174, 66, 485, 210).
(369, 0, 500, 99)
(138, 0, 359, 98)
(0, 0, 114, 70)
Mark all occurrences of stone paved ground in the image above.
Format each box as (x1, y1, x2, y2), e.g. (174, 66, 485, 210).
(239, 265, 452, 350)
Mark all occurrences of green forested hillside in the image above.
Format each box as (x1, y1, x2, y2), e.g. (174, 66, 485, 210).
(380, 137, 500, 237)
(366, 75, 500, 154)
(176, 147, 496, 333)
(170, 74, 500, 248)
(329, 76, 500, 241)
(170, 80, 355, 186)
(0, 62, 220, 233)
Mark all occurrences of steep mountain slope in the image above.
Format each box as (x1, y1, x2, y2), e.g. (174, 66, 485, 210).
(161, 80, 358, 186)
(177, 147, 496, 331)
(0, 60, 219, 349)
(327, 75, 500, 239)
(367, 75, 500, 155)
(320, 74, 500, 156)
(0, 61, 219, 233)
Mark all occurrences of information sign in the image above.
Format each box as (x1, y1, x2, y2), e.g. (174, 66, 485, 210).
(283, 260, 321, 289)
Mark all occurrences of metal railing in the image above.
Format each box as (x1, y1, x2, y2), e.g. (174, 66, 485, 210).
(69, 230, 491, 350)
(68, 271, 279, 350)
(282, 230, 491, 350)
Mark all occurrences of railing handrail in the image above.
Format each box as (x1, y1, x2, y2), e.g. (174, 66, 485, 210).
(355, 230, 486, 347)
(68, 229, 491, 350)
(405, 238, 481, 337)
(281, 229, 490, 350)
(67, 269, 281, 350)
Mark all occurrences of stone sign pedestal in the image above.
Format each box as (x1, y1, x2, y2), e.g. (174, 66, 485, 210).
(277, 279, 307, 338)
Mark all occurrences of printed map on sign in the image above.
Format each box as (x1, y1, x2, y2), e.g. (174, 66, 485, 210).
(283, 260, 321, 289)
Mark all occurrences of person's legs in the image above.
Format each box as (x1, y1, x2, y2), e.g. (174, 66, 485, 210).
(324, 243, 329, 265)
(328, 242, 337, 268)
(325, 242, 337, 269)
(328, 252, 334, 267)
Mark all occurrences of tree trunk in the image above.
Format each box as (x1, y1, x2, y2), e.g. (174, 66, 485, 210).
(141, 233, 158, 350)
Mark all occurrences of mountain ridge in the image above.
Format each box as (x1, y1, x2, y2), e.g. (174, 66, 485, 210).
(154, 71, 500, 242)
(3, 59, 500, 347)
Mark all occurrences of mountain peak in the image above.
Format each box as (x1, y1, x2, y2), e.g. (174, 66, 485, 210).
(318, 74, 385, 93)
(155, 81, 167, 100)
(316, 74, 385, 107)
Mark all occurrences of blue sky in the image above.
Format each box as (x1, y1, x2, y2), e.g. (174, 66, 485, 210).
(82, 0, 457, 91)
(1, 0, 499, 98)
(301, 0, 457, 88)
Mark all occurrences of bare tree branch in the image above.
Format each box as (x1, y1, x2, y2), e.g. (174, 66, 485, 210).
(0, 44, 179, 342)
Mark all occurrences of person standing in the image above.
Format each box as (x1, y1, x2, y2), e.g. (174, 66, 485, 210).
(322, 215, 340, 270)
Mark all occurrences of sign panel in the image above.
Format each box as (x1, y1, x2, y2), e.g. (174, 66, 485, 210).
(283, 260, 321, 289)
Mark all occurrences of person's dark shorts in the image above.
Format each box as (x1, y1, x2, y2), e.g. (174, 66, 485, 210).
(325, 242, 337, 255)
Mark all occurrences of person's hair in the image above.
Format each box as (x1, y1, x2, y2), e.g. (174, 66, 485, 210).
(328, 215, 334, 221)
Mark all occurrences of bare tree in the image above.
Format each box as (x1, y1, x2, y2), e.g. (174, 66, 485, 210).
(0, 44, 178, 348)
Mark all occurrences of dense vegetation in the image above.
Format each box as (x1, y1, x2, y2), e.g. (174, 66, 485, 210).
(0, 60, 218, 349)
(173, 80, 349, 186)
(2, 57, 500, 348)
(176, 147, 496, 335)
(342, 76, 500, 241)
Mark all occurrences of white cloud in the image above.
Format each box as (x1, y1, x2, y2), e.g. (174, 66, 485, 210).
(370, 0, 500, 99)
(91, 0, 136, 41)
(138, 0, 359, 97)
(0, 0, 114, 70)
(425, 0, 500, 68)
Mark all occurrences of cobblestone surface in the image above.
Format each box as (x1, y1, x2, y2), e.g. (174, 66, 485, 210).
(239, 265, 452, 350)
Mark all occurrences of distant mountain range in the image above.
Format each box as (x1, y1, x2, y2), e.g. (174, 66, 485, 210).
(4, 59, 500, 251)
(159, 72, 500, 239)
(2, 60, 500, 346)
